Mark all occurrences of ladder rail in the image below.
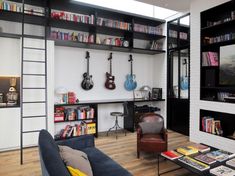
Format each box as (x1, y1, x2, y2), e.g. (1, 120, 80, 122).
(20, 0, 48, 165)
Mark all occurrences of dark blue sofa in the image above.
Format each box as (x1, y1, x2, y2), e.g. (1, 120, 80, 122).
(38, 130, 132, 176)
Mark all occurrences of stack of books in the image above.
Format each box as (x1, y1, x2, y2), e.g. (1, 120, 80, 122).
(226, 158, 235, 168)
(178, 156, 210, 171)
(210, 165, 235, 176)
(161, 150, 182, 160)
(176, 146, 199, 156)
(206, 150, 235, 162)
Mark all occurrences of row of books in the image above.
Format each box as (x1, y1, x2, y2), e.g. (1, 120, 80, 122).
(149, 40, 163, 50)
(55, 122, 96, 140)
(50, 31, 95, 43)
(51, 10, 95, 25)
(134, 23, 163, 35)
(0, 1, 44, 16)
(204, 33, 235, 45)
(54, 106, 95, 122)
(96, 17, 131, 31)
(202, 51, 219, 66)
(206, 11, 235, 28)
(102, 37, 128, 47)
(201, 116, 223, 135)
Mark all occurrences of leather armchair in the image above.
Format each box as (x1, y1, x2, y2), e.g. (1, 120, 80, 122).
(137, 113, 167, 158)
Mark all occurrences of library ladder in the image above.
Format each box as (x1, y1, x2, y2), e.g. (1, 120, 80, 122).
(20, 0, 49, 165)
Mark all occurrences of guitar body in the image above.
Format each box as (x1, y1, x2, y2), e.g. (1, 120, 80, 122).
(124, 74, 137, 91)
(180, 76, 188, 90)
(81, 72, 94, 90)
(105, 72, 116, 90)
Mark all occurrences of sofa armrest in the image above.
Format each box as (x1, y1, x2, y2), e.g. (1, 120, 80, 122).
(56, 135, 95, 150)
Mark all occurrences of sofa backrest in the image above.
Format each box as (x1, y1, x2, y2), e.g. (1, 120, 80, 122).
(38, 130, 70, 176)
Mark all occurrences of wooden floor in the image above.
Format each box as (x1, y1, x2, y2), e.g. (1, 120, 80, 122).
(0, 131, 196, 176)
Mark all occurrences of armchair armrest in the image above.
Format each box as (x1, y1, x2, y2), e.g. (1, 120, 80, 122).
(162, 128, 168, 141)
(56, 135, 95, 150)
(137, 127, 142, 140)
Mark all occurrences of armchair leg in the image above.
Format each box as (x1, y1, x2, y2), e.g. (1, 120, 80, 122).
(137, 151, 140, 158)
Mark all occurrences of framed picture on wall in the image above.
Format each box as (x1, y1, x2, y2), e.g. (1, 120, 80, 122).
(152, 88, 162, 100)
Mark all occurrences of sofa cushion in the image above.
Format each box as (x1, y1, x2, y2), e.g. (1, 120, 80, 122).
(38, 130, 70, 176)
(82, 147, 132, 176)
(139, 121, 163, 134)
(59, 145, 93, 176)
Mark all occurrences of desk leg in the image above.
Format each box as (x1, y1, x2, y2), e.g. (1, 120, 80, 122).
(158, 154, 160, 176)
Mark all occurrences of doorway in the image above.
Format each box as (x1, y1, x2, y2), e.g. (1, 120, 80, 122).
(167, 14, 190, 136)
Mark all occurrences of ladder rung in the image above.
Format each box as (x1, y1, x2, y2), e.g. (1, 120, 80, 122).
(23, 47, 45, 50)
(23, 87, 46, 90)
(23, 34, 45, 40)
(23, 101, 46, 104)
(23, 10, 45, 15)
(22, 115, 46, 119)
(23, 73, 46, 76)
(23, 60, 45, 63)
(22, 130, 41, 134)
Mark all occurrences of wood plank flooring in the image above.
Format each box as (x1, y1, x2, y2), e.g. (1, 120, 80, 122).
(0, 131, 196, 176)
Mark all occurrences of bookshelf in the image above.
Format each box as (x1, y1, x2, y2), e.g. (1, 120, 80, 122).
(200, 0, 235, 102)
(200, 109, 235, 141)
(54, 103, 98, 140)
(0, 0, 166, 55)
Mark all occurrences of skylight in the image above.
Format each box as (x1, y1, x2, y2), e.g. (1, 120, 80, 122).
(74, 0, 178, 20)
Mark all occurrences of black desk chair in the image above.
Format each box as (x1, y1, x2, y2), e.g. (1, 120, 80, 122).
(106, 102, 128, 139)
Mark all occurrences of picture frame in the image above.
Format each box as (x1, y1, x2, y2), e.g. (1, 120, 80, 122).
(134, 90, 143, 99)
(152, 88, 162, 100)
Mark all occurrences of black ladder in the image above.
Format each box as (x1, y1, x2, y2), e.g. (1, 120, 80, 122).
(20, 0, 48, 165)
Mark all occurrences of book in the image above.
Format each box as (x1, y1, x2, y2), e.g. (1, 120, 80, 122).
(194, 154, 217, 165)
(226, 158, 235, 168)
(206, 150, 232, 162)
(210, 165, 235, 176)
(178, 156, 210, 171)
(188, 144, 210, 153)
(176, 146, 198, 156)
(161, 150, 183, 160)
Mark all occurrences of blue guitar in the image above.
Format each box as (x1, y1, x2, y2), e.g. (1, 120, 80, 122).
(124, 55, 137, 91)
(181, 59, 188, 90)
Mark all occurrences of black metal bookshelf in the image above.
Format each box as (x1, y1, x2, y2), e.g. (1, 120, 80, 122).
(200, 0, 235, 102)
(0, 0, 166, 55)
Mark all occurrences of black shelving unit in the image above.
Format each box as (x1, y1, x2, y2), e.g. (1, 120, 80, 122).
(0, 0, 166, 55)
(200, 0, 235, 102)
(200, 109, 235, 140)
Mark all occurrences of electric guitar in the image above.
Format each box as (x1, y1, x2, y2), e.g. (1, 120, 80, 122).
(124, 54, 137, 91)
(81, 51, 94, 90)
(181, 58, 188, 90)
(105, 53, 116, 90)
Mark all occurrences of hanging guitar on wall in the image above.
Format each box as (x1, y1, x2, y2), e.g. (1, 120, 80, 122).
(81, 51, 94, 90)
(124, 54, 137, 91)
(105, 53, 116, 90)
(181, 58, 188, 90)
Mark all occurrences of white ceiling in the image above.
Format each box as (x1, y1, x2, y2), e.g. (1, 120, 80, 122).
(136, 0, 191, 12)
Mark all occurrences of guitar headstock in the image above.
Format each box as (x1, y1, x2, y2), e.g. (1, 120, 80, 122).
(108, 52, 112, 61)
(128, 54, 133, 62)
(86, 51, 90, 59)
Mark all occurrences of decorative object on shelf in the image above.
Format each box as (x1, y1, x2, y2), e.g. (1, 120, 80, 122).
(123, 40, 129, 47)
(134, 90, 143, 99)
(202, 52, 218, 66)
(6, 77, 18, 105)
(55, 87, 68, 104)
(68, 92, 77, 104)
(124, 54, 137, 91)
(139, 86, 151, 100)
(180, 58, 188, 90)
(152, 88, 162, 100)
(105, 53, 116, 90)
(150, 40, 163, 50)
(54, 107, 65, 122)
(81, 51, 94, 90)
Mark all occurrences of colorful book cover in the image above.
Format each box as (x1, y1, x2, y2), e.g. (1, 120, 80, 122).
(178, 156, 210, 171)
(206, 150, 230, 162)
(177, 146, 198, 156)
(194, 154, 217, 165)
(188, 144, 210, 153)
(210, 165, 235, 176)
(161, 150, 183, 160)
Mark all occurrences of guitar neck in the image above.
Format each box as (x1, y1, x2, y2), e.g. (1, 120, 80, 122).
(110, 59, 112, 75)
(87, 57, 89, 75)
(131, 60, 133, 76)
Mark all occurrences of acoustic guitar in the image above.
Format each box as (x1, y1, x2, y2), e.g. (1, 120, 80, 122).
(180, 58, 188, 90)
(81, 51, 94, 90)
(124, 54, 137, 91)
(105, 53, 116, 90)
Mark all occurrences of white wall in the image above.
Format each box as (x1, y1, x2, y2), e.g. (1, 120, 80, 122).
(190, 0, 235, 153)
(54, 47, 166, 132)
(0, 38, 54, 151)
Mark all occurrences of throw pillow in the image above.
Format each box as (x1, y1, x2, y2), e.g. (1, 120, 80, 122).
(67, 166, 87, 176)
(58, 145, 93, 176)
(139, 121, 163, 134)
